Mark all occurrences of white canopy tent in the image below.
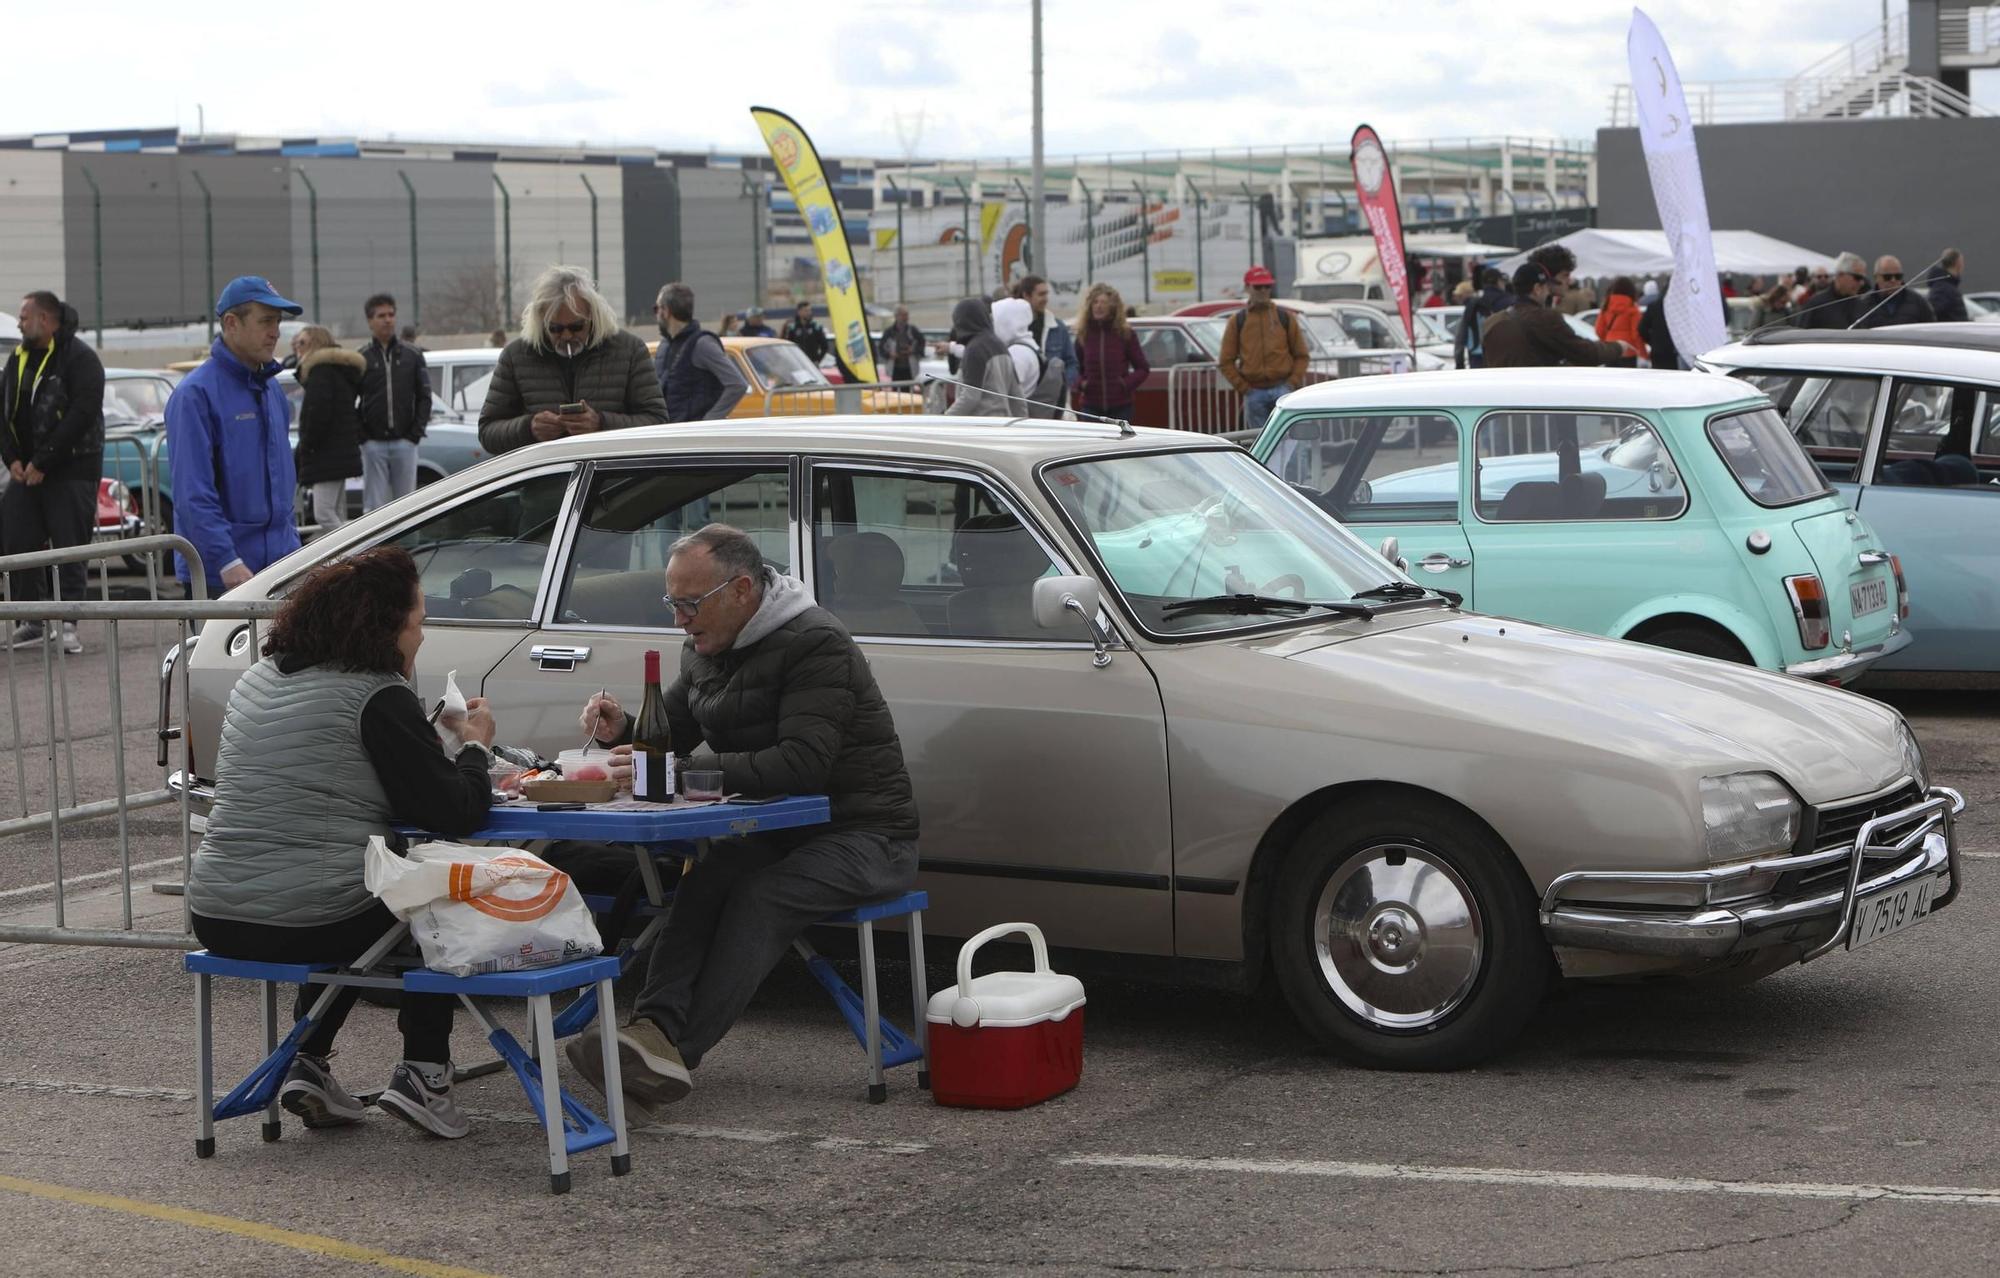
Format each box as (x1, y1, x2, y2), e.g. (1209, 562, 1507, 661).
(1494, 229, 1835, 279)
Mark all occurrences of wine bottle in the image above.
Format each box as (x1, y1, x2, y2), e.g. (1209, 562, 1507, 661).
(631, 649, 676, 803)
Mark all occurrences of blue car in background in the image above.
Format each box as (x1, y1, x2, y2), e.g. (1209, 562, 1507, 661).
(1702, 325, 2000, 676)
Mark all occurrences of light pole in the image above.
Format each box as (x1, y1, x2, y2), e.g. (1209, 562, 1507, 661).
(1030, 0, 1044, 287)
(396, 170, 420, 329)
(492, 173, 513, 327)
(579, 172, 600, 285)
(885, 176, 906, 303)
(297, 169, 322, 321)
(191, 171, 215, 343)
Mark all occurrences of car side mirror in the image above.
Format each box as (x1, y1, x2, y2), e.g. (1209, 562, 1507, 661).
(1378, 537, 1409, 573)
(1033, 575, 1112, 668)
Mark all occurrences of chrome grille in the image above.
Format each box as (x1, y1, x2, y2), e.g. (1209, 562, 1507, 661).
(1785, 781, 1927, 896)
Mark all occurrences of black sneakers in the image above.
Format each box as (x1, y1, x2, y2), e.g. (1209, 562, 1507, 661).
(377, 1062, 469, 1139)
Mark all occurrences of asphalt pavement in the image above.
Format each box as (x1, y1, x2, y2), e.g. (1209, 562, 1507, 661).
(2, 621, 1998, 1275)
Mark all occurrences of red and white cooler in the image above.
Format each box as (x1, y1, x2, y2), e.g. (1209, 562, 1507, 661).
(926, 923, 1086, 1109)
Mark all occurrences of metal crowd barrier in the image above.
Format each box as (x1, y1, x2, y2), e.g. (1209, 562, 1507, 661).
(0, 535, 281, 950)
(1165, 354, 1411, 436)
(761, 379, 931, 418)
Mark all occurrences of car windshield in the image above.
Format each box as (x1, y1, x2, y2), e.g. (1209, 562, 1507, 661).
(1706, 406, 1832, 507)
(1300, 313, 1349, 353)
(1413, 312, 1455, 345)
(1187, 318, 1230, 356)
(746, 343, 829, 388)
(104, 377, 174, 425)
(1042, 448, 1406, 636)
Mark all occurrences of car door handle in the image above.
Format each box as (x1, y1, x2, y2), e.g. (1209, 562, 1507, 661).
(530, 644, 592, 671)
(1857, 549, 1890, 566)
(1418, 553, 1471, 573)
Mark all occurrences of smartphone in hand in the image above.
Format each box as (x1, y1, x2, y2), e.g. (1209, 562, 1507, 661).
(557, 401, 586, 415)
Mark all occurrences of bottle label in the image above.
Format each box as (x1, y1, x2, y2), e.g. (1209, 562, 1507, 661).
(632, 749, 675, 803)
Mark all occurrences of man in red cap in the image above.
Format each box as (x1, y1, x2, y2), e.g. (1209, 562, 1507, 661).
(1217, 266, 1309, 433)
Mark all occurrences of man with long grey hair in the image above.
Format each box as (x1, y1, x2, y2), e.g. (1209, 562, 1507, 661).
(477, 265, 667, 454)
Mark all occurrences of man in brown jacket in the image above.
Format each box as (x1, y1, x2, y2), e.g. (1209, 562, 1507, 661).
(1218, 266, 1310, 432)
(1481, 263, 1632, 369)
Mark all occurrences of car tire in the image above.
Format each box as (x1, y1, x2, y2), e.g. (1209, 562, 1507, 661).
(1633, 624, 1751, 664)
(1270, 795, 1549, 1070)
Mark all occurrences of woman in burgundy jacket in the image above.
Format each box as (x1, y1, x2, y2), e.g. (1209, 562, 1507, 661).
(1071, 283, 1149, 421)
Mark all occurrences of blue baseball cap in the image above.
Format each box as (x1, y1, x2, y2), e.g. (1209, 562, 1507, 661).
(214, 276, 303, 317)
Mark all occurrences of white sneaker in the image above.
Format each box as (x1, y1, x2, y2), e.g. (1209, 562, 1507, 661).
(377, 1062, 469, 1139)
(59, 623, 82, 655)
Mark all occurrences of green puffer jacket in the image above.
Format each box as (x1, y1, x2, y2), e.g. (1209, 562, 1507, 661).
(476, 330, 669, 454)
(665, 573, 920, 842)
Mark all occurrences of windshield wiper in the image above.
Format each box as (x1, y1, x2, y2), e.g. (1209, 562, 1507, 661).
(1161, 593, 1373, 619)
(1351, 581, 1463, 607)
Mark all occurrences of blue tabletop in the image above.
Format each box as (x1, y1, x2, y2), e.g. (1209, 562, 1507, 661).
(404, 795, 831, 845)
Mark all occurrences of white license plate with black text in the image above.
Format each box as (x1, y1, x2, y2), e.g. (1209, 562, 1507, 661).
(1846, 874, 1943, 951)
(1850, 578, 1889, 617)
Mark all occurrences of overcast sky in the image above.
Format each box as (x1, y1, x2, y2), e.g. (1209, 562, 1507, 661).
(7, 1, 1980, 159)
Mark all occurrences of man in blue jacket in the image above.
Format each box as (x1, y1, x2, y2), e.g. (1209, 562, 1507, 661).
(166, 277, 305, 596)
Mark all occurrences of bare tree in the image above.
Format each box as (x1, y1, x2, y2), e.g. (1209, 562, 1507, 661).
(425, 260, 503, 336)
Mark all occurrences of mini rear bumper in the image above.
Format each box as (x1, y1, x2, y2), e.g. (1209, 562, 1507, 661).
(1783, 625, 1913, 682)
(1541, 785, 1963, 960)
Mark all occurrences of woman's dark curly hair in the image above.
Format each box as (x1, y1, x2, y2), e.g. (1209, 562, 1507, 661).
(262, 546, 419, 673)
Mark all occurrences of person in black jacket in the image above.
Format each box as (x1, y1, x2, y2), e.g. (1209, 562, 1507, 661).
(356, 293, 432, 513)
(290, 327, 366, 532)
(781, 301, 829, 364)
(561, 523, 918, 1116)
(1637, 275, 1728, 370)
(2, 291, 105, 651)
(1926, 249, 1968, 323)
(1453, 268, 1511, 368)
(1855, 255, 1936, 328)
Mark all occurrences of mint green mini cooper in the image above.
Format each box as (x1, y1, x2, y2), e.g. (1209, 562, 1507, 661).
(1250, 368, 1910, 684)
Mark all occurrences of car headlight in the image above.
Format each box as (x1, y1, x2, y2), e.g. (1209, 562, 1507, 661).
(1700, 772, 1800, 864)
(1897, 720, 1927, 789)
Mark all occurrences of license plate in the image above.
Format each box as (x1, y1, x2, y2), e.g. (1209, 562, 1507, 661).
(1846, 874, 1942, 951)
(1850, 578, 1889, 617)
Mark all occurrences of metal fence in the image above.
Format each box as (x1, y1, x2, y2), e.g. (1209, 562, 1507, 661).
(0, 536, 280, 950)
(1165, 357, 1405, 436)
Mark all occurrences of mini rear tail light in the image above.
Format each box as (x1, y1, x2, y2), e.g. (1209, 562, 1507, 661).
(1784, 574, 1830, 650)
(1890, 554, 1910, 621)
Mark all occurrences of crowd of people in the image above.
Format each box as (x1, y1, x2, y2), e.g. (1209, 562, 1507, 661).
(1449, 242, 1973, 373)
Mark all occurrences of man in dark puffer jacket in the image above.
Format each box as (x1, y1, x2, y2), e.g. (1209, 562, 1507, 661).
(564, 523, 918, 1114)
(2, 291, 104, 651)
(477, 264, 668, 454)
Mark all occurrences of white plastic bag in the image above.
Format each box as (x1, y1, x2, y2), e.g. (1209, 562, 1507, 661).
(434, 670, 469, 754)
(364, 836, 603, 977)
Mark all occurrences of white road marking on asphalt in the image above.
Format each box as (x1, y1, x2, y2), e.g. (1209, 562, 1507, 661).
(1958, 850, 2000, 861)
(0, 856, 184, 901)
(0, 1078, 928, 1153)
(1060, 1153, 2000, 1207)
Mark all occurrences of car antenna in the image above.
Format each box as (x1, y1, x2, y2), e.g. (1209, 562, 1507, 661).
(924, 377, 1134, 436)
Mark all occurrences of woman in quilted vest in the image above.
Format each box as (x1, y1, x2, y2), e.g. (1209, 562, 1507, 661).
(186, 547, 497, 1139)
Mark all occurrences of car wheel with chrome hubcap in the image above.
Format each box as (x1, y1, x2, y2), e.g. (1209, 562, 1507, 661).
(1272, 795, 1549, 1069)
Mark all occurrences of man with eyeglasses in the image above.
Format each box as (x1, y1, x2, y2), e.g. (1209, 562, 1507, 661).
(1796, 251, 1872, 330)
(1855, 254, 1936, 329)
(561, 523, 919, 1116)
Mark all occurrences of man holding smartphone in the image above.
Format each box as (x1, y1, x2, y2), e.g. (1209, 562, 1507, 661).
(477, 265, 668, 455)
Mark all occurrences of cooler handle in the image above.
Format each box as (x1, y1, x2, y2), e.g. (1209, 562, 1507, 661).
(955, 921, 1052, 994)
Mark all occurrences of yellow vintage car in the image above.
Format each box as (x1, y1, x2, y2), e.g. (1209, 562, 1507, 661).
(647, 335, 925, 418)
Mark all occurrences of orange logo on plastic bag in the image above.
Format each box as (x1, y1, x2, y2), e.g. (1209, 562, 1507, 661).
(447, 856, 571, 922)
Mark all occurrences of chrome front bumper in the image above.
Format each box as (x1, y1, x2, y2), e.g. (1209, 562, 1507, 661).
(1541, 785, 1964, 961)
(1783, 625, 1913, 682)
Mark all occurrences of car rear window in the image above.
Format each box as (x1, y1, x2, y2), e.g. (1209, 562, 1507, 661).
(1706, 407, 1832, 508)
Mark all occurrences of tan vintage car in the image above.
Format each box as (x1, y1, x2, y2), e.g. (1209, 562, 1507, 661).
(172, 417, 1967, 1068)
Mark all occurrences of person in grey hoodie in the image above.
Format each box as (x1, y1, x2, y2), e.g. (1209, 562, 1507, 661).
(562, 524, 919, 1116)
(943, 296, 1022, 415)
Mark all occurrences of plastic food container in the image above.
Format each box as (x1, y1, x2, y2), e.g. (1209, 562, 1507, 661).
(555, 748, 615, 784)
(925, 922, 1085, 1109)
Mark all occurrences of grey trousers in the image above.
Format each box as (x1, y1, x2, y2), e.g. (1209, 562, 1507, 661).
(634, 828, 917, 1068)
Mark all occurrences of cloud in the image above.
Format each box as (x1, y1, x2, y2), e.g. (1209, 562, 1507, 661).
(485, 74, 620, 110)
(848, 31, 960, 89)
(1116, 28, 1299, 103)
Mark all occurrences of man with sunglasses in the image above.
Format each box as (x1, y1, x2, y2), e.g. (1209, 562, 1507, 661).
(563, 523, 918, 1116)
(1796, 251, 1871, 329)
(1855, 254, 1936, 329)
